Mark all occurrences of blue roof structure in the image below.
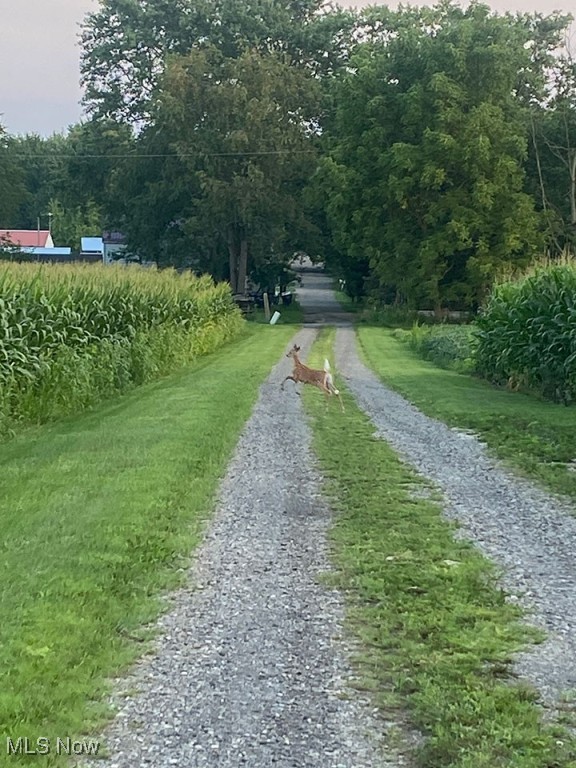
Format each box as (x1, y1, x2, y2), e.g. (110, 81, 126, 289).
(20, 247, 72, 256)
(81, 237, 104, 253)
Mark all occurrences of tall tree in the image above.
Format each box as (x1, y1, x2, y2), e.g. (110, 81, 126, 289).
(61, 119, 135, 213)
(7, 125, 133, 247)
(320, 2, 566, 309)
(105, 124, 206, 269)
(80, 0, 355, 125)
(141, 46, 320, 290)
(0, 126, 27, 226)
(49, 198, 103, 251)
(6, 132, 65, 230)
(528, 41, 576, 251)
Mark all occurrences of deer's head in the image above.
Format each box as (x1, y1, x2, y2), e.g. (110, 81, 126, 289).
(286, 344, 301, 359)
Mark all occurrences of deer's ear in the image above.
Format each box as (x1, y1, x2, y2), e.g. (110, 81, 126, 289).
(295, 345, 301, 351)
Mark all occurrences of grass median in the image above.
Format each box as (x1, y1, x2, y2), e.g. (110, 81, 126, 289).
(302, 329, 576, 768)
(356, 326, 576, 501)
(0, 323, 295, 767)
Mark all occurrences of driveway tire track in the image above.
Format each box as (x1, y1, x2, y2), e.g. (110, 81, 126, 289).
(334, 323, 576, 718)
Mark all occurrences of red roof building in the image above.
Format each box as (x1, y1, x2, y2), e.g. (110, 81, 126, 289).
(0, 229, 54, 248)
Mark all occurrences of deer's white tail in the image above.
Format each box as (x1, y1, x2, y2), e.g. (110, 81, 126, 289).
(324, 359, 340, 395)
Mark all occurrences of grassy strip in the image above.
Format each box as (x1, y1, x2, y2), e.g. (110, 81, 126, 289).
(332, 289, 428, 328)
(0, 323, 295, 766)
(302, 329, 576, 768)
(356, 326, 576, 500)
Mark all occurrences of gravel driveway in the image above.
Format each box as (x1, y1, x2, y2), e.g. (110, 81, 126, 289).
(84, 269, 576, 767)
(83, 328, 398, 768)
(295, 273, 576, 721)
(334, 324, 576, 714)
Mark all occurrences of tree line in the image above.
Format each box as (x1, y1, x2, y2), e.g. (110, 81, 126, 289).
(0, 0, 574, 308)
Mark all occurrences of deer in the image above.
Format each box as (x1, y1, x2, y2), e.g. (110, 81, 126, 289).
(281, 344, 345, 412)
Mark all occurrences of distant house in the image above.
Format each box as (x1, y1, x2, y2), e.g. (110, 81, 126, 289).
(102, 231, 129, 263)
(0, 230, 106, 264)
(0, 229, 54, 248)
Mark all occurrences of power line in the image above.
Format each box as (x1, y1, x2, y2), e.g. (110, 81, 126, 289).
(10, 149, 318, 159)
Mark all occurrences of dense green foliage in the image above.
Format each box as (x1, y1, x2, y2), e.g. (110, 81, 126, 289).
(0, 128, 27, 225)
(75, 0, 356, 284)
(111, 47, 320, 289)
(317, 3, 570, 310)
(475, 259, 576, 402)
(1, 1, 575, 309)
(393, 324, 476, 373)
(528, 52, 576, 252)
(80, 0, 355, 124)
(0, 263, 243, 436)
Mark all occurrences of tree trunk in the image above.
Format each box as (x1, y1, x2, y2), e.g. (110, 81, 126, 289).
(227, 227, 249, 294)
(227, 227, 238, 294)
(531, 113, 549, 215)
(237, 238, 248, 296)
(570, 150, 576, 228)
(532, 114, 564, 255)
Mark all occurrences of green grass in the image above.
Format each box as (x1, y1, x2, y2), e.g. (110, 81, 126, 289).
(303, 329, 576, 768)
(357, 327, 576, 500)
(0, 322, 295, 767)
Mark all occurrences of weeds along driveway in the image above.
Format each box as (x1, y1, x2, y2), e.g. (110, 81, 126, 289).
(334, 324, 576, 720)
(83, 328, 396, 768)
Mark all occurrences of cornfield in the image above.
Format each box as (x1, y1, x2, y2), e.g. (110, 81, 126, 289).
(0, 262, 243, 434)
(474, 257, 576, 403)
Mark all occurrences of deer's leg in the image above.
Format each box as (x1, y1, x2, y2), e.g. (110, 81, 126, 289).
(281, 375, 298, 392)
(325, 378, 345, 413)
(325, 382, 344, 413)
(326, 384, 344, 413)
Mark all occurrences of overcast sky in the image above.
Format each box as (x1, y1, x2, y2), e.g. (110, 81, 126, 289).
(0, 0, 572, 137)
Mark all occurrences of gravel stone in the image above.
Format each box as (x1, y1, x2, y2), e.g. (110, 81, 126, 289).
(81, 329, 405, 768)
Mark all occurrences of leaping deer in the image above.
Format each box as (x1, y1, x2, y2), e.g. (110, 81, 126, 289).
(281, 344, 345, 412)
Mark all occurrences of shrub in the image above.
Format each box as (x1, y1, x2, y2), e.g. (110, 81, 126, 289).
(394, 324, 476, 373)
(419, 326, 477, 372)
(360, 304, 421, 328)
